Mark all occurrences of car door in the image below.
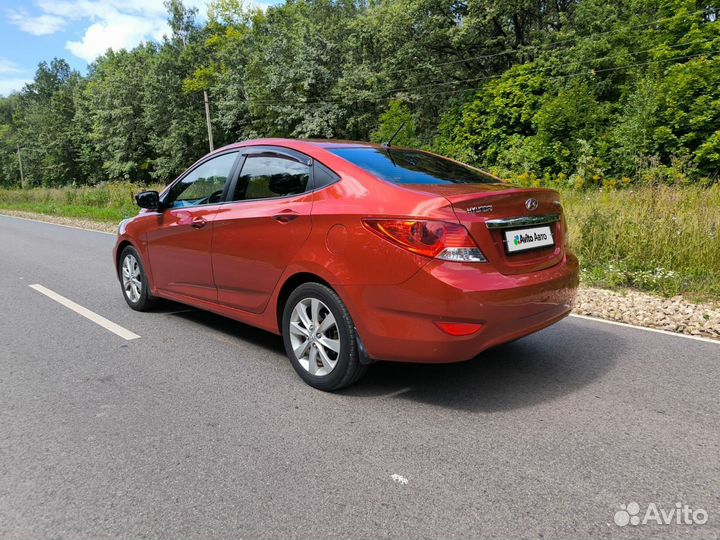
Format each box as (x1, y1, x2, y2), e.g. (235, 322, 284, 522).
(147, 151, 240, 302)
(211, 147, 314, 313)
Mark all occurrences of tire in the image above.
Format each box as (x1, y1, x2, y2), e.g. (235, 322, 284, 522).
(282, 282, 367, 391)
(119, 245, 157, 311)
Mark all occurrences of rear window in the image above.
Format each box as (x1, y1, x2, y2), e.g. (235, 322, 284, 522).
(329, 147, 499, 185)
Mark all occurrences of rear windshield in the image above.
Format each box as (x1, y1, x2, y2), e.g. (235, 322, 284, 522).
(329, 147, 499, 185)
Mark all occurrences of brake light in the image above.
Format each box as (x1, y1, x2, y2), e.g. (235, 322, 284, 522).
(362, 219, 487, 262)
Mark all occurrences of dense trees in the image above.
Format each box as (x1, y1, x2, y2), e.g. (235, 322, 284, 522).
(1, 0, 718, 188)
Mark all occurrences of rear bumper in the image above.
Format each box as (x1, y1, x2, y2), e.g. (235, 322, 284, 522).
(338, 252, 579, 363)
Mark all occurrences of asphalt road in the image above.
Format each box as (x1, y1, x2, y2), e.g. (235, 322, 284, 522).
(1, 214, 718, 540)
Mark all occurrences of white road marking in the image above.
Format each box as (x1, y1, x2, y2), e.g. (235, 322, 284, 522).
(29, 284, 140, 341)
(0, 213, 115, 235)
(569, 314, 719, 345)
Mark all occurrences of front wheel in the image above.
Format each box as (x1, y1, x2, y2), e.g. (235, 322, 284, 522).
(282, 283, 367, 391)
(119, 246, 156, 311)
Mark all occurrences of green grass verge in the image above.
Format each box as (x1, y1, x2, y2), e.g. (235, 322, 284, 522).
(562, 185, 720, 302)
(0, 182, 163, 223)
(1, 182, 718, 302)
(0, 202, 131, 222)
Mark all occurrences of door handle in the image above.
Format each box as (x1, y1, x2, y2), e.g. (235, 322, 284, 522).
(273, 212, 300, 224)
(191, 217, 208, 229)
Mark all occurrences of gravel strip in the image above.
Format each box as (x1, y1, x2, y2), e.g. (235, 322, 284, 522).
(1, 210, 718, 341)
(575, 286, 720, 340)
(0, 210, 117, 234)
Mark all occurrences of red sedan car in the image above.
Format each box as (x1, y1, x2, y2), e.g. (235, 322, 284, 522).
(114, 139, 579, 390)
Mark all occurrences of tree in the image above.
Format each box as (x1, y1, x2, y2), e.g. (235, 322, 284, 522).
(79, 48, 156, 182)
(1, 0, 718, 187)
(13, 59, 82, 186)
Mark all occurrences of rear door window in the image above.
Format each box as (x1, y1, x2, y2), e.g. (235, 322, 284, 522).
(232, 154, 311, 201)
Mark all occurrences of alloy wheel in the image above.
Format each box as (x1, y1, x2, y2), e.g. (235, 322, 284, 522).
(122, 254, 142, 303)
(288, 297, 341, 377)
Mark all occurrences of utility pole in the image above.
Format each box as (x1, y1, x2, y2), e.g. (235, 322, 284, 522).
(203, 90, 214, 152)
(16, 143, 25, 189)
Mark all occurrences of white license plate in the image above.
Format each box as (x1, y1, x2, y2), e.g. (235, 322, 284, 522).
(504, 226, 554, 253)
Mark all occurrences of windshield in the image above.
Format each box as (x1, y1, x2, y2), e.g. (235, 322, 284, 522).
(329, 147, 500, 185)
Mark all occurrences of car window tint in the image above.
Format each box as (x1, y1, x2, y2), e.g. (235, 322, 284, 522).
(233, 155, 310, 201)
(167, 152, 238, 208)
(313, 161, 340, 189)
(329, 147, 499, 185)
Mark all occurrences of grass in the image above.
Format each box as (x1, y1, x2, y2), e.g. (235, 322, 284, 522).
(0, 182, 163, 223)
(1, 182, 719, 302)
(561, 185, 720, 302)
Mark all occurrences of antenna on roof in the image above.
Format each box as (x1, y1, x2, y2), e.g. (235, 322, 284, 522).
(383, 120, 406, 148)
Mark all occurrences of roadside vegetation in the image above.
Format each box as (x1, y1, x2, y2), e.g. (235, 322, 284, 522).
(2, 183, 718, 302)
(0, 183, 158, 222)
(562, 185, 720, 302)
(1, 0, 720, 188)
(0, 0, 718, 300)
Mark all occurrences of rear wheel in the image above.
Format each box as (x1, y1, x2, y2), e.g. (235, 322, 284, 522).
(119, 246, 156, 311)
(282, 283, 367, 391)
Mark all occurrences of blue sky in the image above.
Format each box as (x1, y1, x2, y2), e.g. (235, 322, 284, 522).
(0, 0, 275, 96)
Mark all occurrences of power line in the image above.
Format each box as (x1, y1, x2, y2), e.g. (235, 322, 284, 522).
(412, 52, 716, 100)
(210, 11, 720, 107)
(360, 6, 719, 78)
(379, 35, 720, 95)
(212, 44, 718, 108)
(348, 52, 717, 103)
(204, 6, 720, 108)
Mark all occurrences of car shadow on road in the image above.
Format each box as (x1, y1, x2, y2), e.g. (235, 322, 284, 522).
(342, 320, 623, 412)
(155, 303, 622, 413)
(155, 302, 286, 354)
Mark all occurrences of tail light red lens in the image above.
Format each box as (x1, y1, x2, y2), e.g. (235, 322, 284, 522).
(362, 219, 487, 262)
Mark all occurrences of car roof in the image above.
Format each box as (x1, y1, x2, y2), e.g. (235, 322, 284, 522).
(215, 138, 389, 153)
(299, 139, 381, 149)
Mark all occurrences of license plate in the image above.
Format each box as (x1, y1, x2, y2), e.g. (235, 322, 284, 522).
(504, 226, 554, 253)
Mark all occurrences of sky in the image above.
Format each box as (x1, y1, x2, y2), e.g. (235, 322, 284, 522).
(0, 0, 275, 97)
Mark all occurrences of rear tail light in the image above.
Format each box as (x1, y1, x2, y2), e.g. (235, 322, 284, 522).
(362, 219, 487, 262)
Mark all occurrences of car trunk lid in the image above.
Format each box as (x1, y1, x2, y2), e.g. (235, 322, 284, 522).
(401, 184, 567, 275)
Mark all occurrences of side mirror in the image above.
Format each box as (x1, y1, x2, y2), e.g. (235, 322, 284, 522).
(135, 190, 160, 210)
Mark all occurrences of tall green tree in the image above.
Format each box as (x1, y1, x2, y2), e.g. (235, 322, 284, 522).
(1, 0, 718, 187)
(14, 59, 82, 186)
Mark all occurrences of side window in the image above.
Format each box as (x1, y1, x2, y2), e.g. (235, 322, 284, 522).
(313, 161, 340, 189)
(232, 154, 310, 201)
(166, 152, 238, 208)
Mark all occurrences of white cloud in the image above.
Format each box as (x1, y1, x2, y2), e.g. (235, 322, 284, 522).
(0, 59, 31, 96)
(7, 0, 210, 63)
(8, 10, 66, 35)
(0, 77, 32, 96)
(249, 0, 274, 11)
(66, 14, 169, 63)
(0, 58, 24, 75)
(36, 0, 171, 19)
